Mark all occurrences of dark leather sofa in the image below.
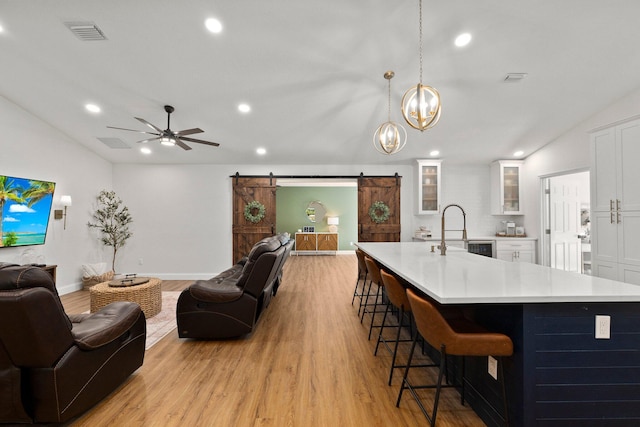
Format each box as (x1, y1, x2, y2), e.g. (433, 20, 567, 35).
(0, 263, 146, 424)
(177, 233, 293, 339)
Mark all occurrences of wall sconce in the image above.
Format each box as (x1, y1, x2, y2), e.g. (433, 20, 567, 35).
(54, 195, 72, 230)
(327, 216, 339, 233)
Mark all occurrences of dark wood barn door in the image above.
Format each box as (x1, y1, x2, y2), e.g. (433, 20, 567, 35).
(232, 176, 276, 263)
(358, 175, 401, 242)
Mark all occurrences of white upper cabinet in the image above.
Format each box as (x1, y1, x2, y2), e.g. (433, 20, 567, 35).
(592, 120, 640, 212)
(416, 159, 442, 215)
(491, 160, 524, 215)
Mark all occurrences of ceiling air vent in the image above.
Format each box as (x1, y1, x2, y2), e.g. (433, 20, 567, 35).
(97, 137, 131, 149)
(504, 73, 528, 82)
(64, 22, 107, 41)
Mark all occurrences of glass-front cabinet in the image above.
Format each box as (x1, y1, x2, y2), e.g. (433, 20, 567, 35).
(491, 160, 524, 215)
(416, 159, 442, 214)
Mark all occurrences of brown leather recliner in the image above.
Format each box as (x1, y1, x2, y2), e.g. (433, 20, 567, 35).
(0, 264, 146, 424)
(177, 234, 293, 339)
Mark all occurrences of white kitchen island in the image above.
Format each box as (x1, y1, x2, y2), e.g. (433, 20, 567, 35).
(357, 242, 640, 427)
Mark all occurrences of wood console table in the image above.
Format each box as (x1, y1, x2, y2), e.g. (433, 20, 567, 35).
(294, 232, 338, 254)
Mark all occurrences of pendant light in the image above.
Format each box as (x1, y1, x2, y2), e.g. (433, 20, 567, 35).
(401, 0, 441, 131)
(373, 71, 407, 154)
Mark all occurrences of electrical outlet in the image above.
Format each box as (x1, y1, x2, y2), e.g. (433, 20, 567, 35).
(595, 315, 611, 339)
(488, 356, 498, 380)
(138, 258, 143, 265)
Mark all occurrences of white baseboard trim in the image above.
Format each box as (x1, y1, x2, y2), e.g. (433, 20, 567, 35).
(58, 282, 83, 296)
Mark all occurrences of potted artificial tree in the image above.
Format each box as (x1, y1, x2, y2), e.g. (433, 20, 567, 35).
(87, 190, 133, 281)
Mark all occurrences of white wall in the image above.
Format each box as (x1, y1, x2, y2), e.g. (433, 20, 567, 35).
(112, 163, 416, 278)
(523, 87, 640, 254)
(415, 164, 511, 239)
(0, 95, 113, 294)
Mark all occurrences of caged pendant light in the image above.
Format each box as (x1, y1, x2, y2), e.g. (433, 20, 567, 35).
(373, 71, 407, 154)
(401, 0, 441, 131)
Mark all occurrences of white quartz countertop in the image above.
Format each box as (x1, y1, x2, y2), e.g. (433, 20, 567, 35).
(356, 242, 640, 304)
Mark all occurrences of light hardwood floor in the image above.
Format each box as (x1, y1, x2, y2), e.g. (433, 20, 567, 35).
(60, 255, 485, 426)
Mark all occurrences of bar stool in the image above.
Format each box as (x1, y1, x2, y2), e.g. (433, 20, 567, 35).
(360, 256, 384, 340)
(397, 288, 513, 426)
(375, 270, 419, 385)
(352, 249, 368, 314)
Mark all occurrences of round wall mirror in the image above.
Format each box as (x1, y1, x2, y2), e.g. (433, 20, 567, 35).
(305, 201, 326, 223)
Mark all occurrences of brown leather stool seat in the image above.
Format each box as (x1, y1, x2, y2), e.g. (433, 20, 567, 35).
(397, 288, 513, 426)
(352, 249, 368, 313)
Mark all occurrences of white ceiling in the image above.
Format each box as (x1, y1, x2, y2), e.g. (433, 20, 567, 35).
(2, 0, 639, 166)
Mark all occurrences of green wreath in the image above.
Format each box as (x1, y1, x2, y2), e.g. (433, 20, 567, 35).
(244, 200, 266, 223)
(369, 201, 390, 223)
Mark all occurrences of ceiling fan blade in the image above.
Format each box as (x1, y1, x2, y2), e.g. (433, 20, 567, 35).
(179, 136, 220, 147)
(137, 137, 161, 144)
(175, 139, 192, 151)
(174, 128, 204, 136)
(135, 117, 164, 133)
(107, 126, 159, 136)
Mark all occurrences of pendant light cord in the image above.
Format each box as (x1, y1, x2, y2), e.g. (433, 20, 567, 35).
(419, 0, 423, 84)
(387, 77, 391, 122)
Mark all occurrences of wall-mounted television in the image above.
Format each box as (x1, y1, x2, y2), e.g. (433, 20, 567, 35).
(1, 174, 56, 248)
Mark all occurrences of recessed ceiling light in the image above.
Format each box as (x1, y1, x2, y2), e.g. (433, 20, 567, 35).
(514, 150, 524, 157)
(205, 18, 223, 34)
(256, 147, 266, 155)
(140, 147, 151, 154)
(0, 25, 4, 33)
(85, 103, 101, 113)
(454, 33, 472, 47)
(430, 150, 440, 156)
(238, 103, 251, 113)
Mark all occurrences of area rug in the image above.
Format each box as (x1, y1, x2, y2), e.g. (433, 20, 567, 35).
(82, 291, 180, 350)
(145, 291, 180, 349)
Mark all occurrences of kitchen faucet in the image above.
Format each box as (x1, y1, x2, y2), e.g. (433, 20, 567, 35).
(440, 204, 468, 255)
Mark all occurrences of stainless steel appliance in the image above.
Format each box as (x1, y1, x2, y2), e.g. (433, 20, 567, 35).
(467, 240, 495, 258)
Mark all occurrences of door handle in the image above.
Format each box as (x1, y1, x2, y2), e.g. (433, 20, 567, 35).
(618, 212, 621, 224)
(617, 199, 621, 211)
(611, 211, 616, 224)
(610, 199, 615, 212)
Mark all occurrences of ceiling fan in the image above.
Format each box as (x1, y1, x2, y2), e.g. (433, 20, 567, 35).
(107, 105, 220, 151)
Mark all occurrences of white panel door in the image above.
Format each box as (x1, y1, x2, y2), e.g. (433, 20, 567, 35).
(549, 175, 582, 272)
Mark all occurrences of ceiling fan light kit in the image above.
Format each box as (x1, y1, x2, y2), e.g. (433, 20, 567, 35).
(373, 70, 407, 155)
(107, 105, 220, 151)
(401, 0, 441, 132)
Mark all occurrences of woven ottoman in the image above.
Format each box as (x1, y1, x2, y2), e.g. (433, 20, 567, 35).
(90, 277, 162, 318)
